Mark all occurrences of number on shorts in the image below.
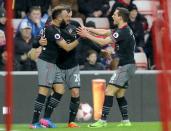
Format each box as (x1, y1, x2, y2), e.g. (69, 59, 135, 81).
(74, 74, 80, 82)
(109, 73, 117, 83)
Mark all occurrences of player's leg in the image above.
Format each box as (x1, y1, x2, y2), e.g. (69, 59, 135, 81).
(88, 84, 120, 128)
(68, 88, 80, 128)
(30, 59, 56, 128)
(115, 64, 136, 126)
(116, 88, 131, 126)
(88, 64, 134, 128)
(40, 66, 65, 128)
(66, 66, 81, 128)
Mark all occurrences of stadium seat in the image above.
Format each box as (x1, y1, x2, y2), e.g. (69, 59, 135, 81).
(71, 17, 84, 26)
(133, 0, 159, 15)
(134, 52, 148, 70)
(12, 19, 22, 32)
(86, 17, 110, 29)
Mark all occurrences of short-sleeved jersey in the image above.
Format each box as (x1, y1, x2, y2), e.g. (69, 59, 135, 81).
(55, 23, 79, 69)
(39, 25, 63, 64)
(110, 25, 136, 66)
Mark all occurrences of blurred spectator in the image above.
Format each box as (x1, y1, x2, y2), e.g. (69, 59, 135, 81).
(144, 29, 155, 69)
(0, 0, 4, 8)
(14, 0, 50, 18)
(17, 6, 45, 37)
(14, 21, 37, 71)
(26, 0, 50, 16)
(82, 50, 105, 70)
(0, 30, 5, 70)
(128, 4, 145, 52)
(0, 7, 6, 31)
(76, 21, 102, 66)
(0, 30, 20, 70)
(14, 0, 27, 18)
(77, 0, 109, 18)
(100, 45, 119, 70)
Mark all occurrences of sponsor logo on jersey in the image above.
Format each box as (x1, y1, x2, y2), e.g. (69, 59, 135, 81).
(54, 34, 61, 40)
(113, 32, 119, 38)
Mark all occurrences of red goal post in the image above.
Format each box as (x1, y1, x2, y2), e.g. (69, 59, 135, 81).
(152, 0, 171, 131)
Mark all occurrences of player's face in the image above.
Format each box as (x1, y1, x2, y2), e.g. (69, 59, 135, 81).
(65, 11, 72, 24)
(112, 10, 121, 25)
(58, 10, 69, 27)
(59, 10, 72, 26)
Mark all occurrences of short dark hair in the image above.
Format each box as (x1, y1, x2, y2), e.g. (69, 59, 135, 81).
(52, 4, 71, 13)
(116, 7, 129, 22)
(52, 7, 66, 20)
(87, 50, 97, 57)
(29, 6, 41, 13)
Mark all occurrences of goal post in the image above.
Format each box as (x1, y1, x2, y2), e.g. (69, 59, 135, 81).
(5, 0, 14, 131)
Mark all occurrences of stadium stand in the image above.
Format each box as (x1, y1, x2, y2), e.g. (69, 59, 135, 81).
(12, 19, 22, 32)
(71, 17, 84, 25)
(86, 17, 110, 29)
(134, 52, 148, 70)
(133, 0, 159, 15)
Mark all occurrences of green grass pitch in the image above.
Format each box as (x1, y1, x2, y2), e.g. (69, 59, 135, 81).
(0, 122, 161, 131)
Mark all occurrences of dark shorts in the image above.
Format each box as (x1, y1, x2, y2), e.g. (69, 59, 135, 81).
(54, 65, 81, 89)
(108, 64, 136, 89)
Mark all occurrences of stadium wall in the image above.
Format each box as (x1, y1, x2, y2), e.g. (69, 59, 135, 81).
(0, 71, 159, 123)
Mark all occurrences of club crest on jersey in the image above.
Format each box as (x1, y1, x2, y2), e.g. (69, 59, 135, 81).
(54, 34, 61, 40)
(68, 28, 73, 34)
(113, 32, 119, 38)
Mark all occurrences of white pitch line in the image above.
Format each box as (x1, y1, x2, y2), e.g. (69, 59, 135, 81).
(0, 129, 18, 131)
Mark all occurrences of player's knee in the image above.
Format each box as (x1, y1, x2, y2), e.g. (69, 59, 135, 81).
(116, 90, 125, 98)
(105, 85, 118, 96)
(38, 86, 49, 96)
(105, 89, 113, 96)
(71, 88, 80, 97)
(53, 84, 65, 94)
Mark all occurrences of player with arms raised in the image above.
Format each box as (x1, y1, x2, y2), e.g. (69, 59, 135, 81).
(77, 7, 136, 128)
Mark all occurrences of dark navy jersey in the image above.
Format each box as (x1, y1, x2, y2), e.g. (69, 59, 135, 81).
(39, 24, 63, 64)
(56, 23, 80, 69)
(110, 25, 136, 66)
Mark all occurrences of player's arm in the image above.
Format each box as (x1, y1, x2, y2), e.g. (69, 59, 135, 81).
(86, 34, 112, 46)
(77, 27, 114, 46)
(57, 39, 79, 52)
(86, 27, 111, 36)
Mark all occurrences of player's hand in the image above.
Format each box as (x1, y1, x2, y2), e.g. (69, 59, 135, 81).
(76, 27, 89, 38)
(27, 47, 42, 61)
(21, 53, 28, 61)
(39, 37, 47, 46)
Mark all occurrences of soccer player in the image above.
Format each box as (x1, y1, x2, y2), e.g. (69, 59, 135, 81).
(38, 5, 81, 128)
(30, 7, 80, 128)
(77, 7, 136, 128)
